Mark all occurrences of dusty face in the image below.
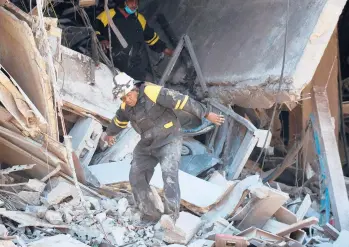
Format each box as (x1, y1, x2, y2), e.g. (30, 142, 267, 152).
(122, 90, 138, 107)
(125, 0, 139, 11)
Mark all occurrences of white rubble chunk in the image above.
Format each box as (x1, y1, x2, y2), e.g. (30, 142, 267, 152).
(117, 198, 129, 215)
(45, 210, 64, 225)
(163, 212, 202, 245)
(188, 240, 215, 247)
(18, 191, 41, 205)
(84, 196, 101, 210)
(95, 212, 107, 222)
(0, 224, 8, 237)
(0, 199, 4, 207)
(101, 198, 118, 211)
(110, 226, 127, 246)
(46, 182, 78, 205)
(160, 215, 175, 230)
(26, 179, 46, 193)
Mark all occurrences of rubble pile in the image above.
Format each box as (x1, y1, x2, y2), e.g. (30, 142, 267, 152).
(0, 1, 349, 247)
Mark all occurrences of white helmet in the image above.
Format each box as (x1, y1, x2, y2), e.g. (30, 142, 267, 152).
(112, 72, 135, 99)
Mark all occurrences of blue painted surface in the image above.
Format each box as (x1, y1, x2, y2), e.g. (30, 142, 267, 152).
(310, 114, 331, 225)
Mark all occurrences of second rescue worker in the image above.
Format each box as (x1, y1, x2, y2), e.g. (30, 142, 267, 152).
(95, 0, 173, 80)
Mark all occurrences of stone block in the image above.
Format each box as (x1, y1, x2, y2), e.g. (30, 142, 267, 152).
(46, 182, 78, 205)
(45, 210, 64, 225)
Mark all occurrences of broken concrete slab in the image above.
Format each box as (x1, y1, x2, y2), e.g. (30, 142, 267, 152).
(276, 217, 319, 236)
(0, 211, 69, 228)
(90, 161, 232, 213)
(237, 186, 289, 230)
(46, 182, 79, 206)
(164, 212, 202, 245)
(28, 234, 90, 246)
(202, 175, 260, 223)
(110, 226, 127, 246)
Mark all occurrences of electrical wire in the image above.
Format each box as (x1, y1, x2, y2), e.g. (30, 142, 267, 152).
(253, 0, 290, 172)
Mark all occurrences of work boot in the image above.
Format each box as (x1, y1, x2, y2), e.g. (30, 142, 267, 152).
(159, 214, 175, 230)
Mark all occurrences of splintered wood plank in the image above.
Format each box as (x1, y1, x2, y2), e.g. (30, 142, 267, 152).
(237, 188, 289, 230)
(276, 217, 319, 236)
(274, 206, 298, 225)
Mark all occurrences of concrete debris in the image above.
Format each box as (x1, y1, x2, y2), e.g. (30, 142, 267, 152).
(46, 182, 79, 206)
(164, 212, 202, 245)
(45, 210, 64, 225)
(0, 1, 349, 246)
(117, 197, 129, 215)
(25, 179, 46, 193)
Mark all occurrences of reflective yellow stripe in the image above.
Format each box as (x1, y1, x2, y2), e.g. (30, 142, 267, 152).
(146, 33, 157, 44)
(137, 13, 147, 30)
(179, 95, 189, 109)
(114, 118, 128, 128)
(121, 102, 126, 110)
(96, 31, 101, 35)
(164, 121, 173, 129)
(114, 118, 128, 125)
(97, 9, 117, 27)
(148, 35, 160, 46)
(144, 85, 162, 103)
(175, 100, 181, 110)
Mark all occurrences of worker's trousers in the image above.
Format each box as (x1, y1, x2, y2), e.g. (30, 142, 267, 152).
(129, 137, 182, 221)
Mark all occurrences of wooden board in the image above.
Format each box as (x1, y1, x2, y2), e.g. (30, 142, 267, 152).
(237, 187, 289, 230)
(274, 206, 298, 225)
(89, 161, 233, 213)
(276, 217, 319, 236)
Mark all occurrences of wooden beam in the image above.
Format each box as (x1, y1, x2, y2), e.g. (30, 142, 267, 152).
(313, 87, 349, 231)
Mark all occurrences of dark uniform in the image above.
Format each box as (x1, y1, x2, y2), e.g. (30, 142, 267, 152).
(95, 8, 167, 80)
(106, 83, 208, 220)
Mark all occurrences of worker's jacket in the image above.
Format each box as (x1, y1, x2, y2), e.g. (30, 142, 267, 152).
(95, 8, 166, 53)
(106, 83, 209, 148)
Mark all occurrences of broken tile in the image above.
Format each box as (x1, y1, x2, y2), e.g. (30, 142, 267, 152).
(164, 212, 202, 245)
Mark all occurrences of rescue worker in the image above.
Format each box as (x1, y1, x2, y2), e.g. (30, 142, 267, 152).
(95, 0, 173, 80)
(104, 73, 225, 225)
